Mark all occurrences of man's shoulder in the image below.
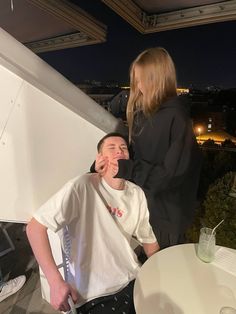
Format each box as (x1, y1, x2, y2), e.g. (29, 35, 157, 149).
(126, 180, 144, 194)
(69, 173, 99, 189)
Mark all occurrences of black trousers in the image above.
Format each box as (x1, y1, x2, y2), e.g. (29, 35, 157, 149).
(76, 280, 135, 314)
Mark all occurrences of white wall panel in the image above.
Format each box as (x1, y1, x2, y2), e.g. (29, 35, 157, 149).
(0, 65, 24, 137)
(0, 73, 105, 222)
(0, 27, 123, 223)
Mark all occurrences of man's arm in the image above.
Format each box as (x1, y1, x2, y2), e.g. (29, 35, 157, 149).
(143, 242, 160, 258)
(26, 218, 79, 312)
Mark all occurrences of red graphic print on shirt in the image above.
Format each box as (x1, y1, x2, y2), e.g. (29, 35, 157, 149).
(107, 205, 124, 218)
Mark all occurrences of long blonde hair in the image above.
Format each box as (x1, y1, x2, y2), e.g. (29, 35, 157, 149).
(127, 47, 177, 140)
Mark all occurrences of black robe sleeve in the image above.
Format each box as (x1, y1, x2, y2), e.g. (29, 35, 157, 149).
(116, 115, 201, 196)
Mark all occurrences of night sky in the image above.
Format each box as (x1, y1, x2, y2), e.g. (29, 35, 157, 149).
(39, 0, 236, 89)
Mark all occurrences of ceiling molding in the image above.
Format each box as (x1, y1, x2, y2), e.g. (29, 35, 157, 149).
(102, 0, 236, 33)
(25, 0, 107, 52)
(25, 32, 101, 53)
(102, 0, 144, 32)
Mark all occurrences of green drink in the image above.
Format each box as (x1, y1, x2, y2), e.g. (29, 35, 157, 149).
(197, 227, 216, 263)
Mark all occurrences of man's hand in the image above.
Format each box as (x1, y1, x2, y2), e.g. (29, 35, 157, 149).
(95, 153, 108, 176)
(26, 219, 79, 311)
(49, 278, 79, 312)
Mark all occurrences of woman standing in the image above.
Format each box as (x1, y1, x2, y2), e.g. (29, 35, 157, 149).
(96, 47, 202, 249)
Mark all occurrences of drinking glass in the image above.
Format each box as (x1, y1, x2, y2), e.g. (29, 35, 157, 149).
(197, 227, 216, 262)
(220, 307, 236, 314)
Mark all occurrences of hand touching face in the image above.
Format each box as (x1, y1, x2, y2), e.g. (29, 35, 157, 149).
(96, 136, 129, 176)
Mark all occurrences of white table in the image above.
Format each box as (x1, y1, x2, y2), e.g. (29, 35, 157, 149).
(134, 243, 236, 314)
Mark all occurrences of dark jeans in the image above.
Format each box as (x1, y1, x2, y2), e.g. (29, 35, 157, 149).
(76, 280, 135, 314)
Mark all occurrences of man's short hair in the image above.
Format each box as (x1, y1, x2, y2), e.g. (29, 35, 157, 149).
(97, 132, 128, 152)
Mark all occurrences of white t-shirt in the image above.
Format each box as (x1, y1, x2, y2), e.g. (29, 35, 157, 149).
(34, 173, 156, 307)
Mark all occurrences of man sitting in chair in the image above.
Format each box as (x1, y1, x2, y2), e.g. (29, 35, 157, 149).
(26, 132, 159, 314)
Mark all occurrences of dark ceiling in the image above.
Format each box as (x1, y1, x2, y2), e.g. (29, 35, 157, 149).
(0, 0, 235, 53)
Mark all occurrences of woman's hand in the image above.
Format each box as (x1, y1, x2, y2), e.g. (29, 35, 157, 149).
(109, 159, 119, 177)
(95, 153, 108, 176)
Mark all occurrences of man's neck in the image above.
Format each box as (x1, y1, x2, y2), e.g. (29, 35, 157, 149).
(102, 175, 125, 190)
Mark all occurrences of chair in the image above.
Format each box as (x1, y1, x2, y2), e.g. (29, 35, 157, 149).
(0, 223, 15, 257)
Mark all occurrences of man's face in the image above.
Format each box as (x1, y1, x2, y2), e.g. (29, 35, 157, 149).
(100, 136, 129, 163)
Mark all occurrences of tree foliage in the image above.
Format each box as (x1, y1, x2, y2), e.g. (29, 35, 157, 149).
(187, 172, 236, 249)
(198, 149, 236, 199)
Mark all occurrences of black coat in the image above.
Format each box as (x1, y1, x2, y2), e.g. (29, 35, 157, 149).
(116, 96, 202, 235)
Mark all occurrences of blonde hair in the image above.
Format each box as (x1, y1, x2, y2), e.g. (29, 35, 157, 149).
(127, 47, 177, 140)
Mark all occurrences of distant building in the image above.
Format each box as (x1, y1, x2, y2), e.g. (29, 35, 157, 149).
(177, 88, 189, 95)
(193, 111, 226, 136)
(191, 88, 236, 137)
(197, 130, 236, 145)
(76, 84, 236, 138)
(76, 82, 122, 110)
